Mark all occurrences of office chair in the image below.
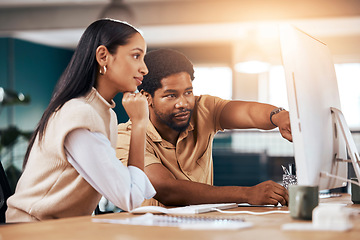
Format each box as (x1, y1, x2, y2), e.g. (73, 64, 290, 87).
(0, 161, 12, 223)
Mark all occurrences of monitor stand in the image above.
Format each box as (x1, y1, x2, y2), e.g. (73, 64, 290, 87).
(331, 107, 360, 181)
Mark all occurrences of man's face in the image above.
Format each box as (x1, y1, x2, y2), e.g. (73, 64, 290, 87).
(149, 72, 195, 132)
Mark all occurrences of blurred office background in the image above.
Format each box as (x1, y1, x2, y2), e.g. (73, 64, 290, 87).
(1, 0, 360, 191)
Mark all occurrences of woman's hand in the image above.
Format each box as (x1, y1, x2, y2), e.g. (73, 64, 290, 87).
(122, 92, 149, 171)
(122, 92, 149, 126)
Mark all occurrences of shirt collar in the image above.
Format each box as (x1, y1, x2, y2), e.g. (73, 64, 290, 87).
(86, 87, 116, 109)
(146, 117, 195, 145)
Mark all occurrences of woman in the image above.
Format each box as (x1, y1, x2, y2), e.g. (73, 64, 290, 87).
(6, 19, 155, 222)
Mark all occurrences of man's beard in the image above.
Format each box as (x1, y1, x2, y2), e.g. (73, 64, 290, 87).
(153, 108, 192, 132)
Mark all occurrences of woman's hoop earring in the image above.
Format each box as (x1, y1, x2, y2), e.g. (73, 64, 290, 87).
(99, 66, 107, 75)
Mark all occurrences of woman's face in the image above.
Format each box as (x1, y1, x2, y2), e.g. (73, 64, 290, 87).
(105, 32, 148, 94)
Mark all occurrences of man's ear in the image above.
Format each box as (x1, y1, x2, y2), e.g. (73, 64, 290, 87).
(141, 90, 153, 107)
(96, 45, 109, 68)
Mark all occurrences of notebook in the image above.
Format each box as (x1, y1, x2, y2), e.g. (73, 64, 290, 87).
(130, 203, 238, 215)
(93, 213, 253, 230)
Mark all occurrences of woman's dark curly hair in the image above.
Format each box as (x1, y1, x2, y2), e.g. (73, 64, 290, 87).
(138, 49, 195, 96)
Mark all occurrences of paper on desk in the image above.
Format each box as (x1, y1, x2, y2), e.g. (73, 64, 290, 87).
(238, 203, 283, 207)
(281, 223, 352, 232)
(92, 213, 253, 230)
(179, 221, 253, 230)
(130, 203, 238, 214)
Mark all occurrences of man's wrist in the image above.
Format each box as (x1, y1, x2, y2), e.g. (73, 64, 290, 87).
(270, 107, 285, 127)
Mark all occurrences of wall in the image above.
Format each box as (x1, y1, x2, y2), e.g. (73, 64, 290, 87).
(0, 39, 10, 127)
(0, 38, 129, 130)
(0, 38, 129, 177)
(0, 38, 73, 130)
(0, 38, 73, 188)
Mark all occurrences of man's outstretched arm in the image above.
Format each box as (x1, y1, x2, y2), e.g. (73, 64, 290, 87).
(219, 101, 292, 142)
(145, 163, 288, 206)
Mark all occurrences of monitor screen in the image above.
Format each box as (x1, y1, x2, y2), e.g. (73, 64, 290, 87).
(279, 25, 348, 190)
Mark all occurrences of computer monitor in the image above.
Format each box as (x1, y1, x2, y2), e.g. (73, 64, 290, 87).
(279, 25, 360, 190)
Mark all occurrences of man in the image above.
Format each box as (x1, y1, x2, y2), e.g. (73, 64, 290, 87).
(116, 49, 292, 207)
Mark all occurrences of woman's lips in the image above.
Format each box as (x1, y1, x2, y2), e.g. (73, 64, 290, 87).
(134, 77, 143, 85)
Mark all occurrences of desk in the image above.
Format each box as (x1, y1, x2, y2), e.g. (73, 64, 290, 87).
(0, 194, 359, 240)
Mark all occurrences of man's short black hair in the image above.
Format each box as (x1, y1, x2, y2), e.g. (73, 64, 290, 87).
(138, 49, 195, 96)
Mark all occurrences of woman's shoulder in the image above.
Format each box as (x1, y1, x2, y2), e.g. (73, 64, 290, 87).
(63, 95, 99, 112)
(55, 97, 98, 123)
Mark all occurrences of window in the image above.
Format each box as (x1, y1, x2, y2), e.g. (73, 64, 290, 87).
(193, 66, 232, 100)
(267, 63, 360, 130)
(267, 65, 288, 109)
(335, 63, 360, 130)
